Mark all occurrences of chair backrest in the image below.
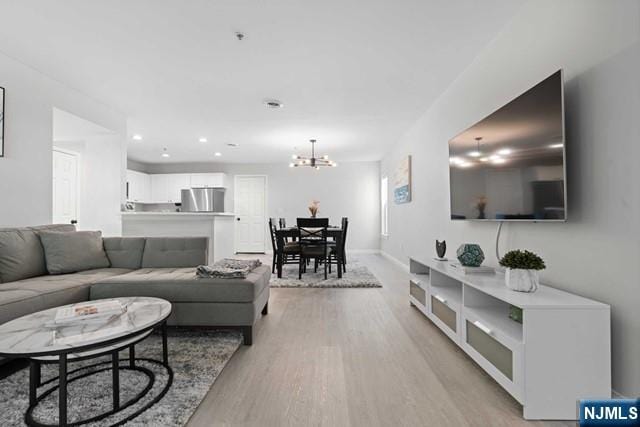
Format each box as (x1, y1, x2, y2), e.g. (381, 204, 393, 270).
(296, 218, 328, 246)
(278, 218, 286, 229)
(341, 217, 349, 251)
(268, 218, 278, 252)
(296, 217, 329, 228)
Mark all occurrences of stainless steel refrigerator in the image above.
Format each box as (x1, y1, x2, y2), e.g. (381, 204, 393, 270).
(181, 188, 225, 212)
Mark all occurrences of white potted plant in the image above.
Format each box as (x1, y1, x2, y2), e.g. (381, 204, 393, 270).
(499, 250, 546, 293)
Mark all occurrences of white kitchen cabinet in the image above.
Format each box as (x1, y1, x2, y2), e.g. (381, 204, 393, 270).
(126, 169, 151, 202)
(146, 173, 228, 203)
(189, 173, 227, 188)
(167, 174, 191, 202)
(150, 174, 169, 202)
(149, 173, 191, 202)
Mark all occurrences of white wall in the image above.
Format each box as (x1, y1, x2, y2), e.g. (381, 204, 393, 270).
(54, 137, 124, 236)
(0, 50, 126, 228)
(380, 0, 640, 396)
(134, 161, 381, 251)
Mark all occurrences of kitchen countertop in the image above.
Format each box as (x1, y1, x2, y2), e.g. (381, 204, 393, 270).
(121, 211, 235, 217)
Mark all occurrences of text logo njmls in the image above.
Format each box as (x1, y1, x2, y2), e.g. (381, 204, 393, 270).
(580, 399, 640, 426)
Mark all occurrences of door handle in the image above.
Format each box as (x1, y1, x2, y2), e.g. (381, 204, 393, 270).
(70, 220, 78, 225)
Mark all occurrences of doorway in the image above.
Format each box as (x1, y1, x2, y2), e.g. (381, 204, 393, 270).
(234, 175, 267, 253)
(52, 148, 79, 225)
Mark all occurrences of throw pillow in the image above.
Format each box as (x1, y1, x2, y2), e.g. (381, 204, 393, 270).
(39, 230, 111, 274)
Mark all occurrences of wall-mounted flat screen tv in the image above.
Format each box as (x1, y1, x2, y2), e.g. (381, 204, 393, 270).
(448, 70, 566, 221)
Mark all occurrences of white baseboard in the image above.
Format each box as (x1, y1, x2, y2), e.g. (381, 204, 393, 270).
(380, 251, 409, 272)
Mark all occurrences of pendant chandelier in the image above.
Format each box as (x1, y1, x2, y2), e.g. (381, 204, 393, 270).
(289, 139, 337, 169)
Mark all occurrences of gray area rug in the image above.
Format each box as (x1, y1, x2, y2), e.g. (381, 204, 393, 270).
(270, 259, 381, 288)
(0, 330, 242, 426)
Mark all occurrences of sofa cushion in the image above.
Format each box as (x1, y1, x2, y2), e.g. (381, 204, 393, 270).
(90, 265, 271, 303)
(0, 268, 132, 325)
(0, 224, 75, 283)
(103, 237, 146, 269)
(39, 230, 111, 274)
(141, 237, 208, 268)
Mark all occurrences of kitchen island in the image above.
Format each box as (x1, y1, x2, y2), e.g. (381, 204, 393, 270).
(121, 212, 235, 264)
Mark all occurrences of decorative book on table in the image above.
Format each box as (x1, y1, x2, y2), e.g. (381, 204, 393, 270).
(48, 300, 125, 326)
(449, 263, 495, 275)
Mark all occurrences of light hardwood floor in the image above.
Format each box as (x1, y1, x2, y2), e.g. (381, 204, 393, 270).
(187, 254, 572, 427)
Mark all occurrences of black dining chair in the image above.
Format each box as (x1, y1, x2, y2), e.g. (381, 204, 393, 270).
(278, 218, 286, 229)
(296, 218, 330, 279)
(328, 217, 348, 273)
(269, 218, 299, 274)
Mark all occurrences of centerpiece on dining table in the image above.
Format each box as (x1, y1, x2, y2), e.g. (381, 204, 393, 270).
(308, 200, 320, 218)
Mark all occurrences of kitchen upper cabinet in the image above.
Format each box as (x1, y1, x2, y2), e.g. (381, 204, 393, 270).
(167, 174, 191, 202)
(145, 173, 228, 203)
(126, 170, 151, 202)
(190, 173, 227, 188)
(150, 174, 169, 202)
(150, 173, 191, 202)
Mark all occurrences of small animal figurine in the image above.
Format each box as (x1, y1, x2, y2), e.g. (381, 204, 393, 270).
(435, 240, 447, 260)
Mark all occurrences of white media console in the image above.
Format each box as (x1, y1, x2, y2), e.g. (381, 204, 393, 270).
(408, 256, 611, 420)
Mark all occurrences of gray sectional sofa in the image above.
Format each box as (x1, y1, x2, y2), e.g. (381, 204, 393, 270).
(0, 224, 270, 346)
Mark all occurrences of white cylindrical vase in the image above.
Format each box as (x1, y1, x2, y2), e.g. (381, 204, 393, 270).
(505, 268, 539, 293)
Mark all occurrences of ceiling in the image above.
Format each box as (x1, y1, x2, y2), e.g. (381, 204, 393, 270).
(0, 0, 524, 164)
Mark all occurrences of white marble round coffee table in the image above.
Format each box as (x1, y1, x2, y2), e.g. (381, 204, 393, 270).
(0, 297, 172, 427)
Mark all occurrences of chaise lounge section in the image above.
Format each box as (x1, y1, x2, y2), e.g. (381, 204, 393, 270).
(0, 225, 269, 347)
(90, 238, 271, 345)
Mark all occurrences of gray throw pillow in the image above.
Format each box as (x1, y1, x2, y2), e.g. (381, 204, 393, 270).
(39, 231, 111, 274)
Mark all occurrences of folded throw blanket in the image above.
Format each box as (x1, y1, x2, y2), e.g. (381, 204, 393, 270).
(196, 258, 262, 279)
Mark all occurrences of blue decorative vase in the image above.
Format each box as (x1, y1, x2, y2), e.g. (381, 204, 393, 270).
(456, 244, 485, 267)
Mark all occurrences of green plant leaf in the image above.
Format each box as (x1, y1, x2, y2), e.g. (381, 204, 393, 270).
(499, 249, 546, 270)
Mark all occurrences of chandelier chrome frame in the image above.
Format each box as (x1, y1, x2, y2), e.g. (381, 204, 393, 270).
(289, 139, 337, 169)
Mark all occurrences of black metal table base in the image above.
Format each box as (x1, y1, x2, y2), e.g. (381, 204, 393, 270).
(24, 322, 171, 427)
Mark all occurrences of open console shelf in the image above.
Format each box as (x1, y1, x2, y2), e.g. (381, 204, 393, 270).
(408, 256, 610, 420)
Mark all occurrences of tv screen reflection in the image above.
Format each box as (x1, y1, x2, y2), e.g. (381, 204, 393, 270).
(448, 70, 566, 221)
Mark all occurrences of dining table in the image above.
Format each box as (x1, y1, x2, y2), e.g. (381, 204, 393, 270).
(274, 226, 344, 279)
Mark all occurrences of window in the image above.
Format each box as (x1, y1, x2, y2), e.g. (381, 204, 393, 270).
(381, 176, 388, 236)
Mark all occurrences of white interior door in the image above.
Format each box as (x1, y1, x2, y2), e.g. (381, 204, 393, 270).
(52, 149, 78, 225)
(234, 175, 267, 253)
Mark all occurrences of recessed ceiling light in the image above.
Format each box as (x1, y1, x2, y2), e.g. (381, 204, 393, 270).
(480, 157, 489, 162)
(263, 99, 284, 109)
(491, 157, 506, 164)
(214, 152, 222, 157)
(549, 143, 564, 149)
(227, 143, 239, 147)
(199, 137, 208, 143)
(161, 148, 170, 158)
(458, 161, 472, 168)
(132, 134, 143, 141)
(497, 148, 512, 155)
(449, 157, 462, 164)
(468, 151, 482, 157)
